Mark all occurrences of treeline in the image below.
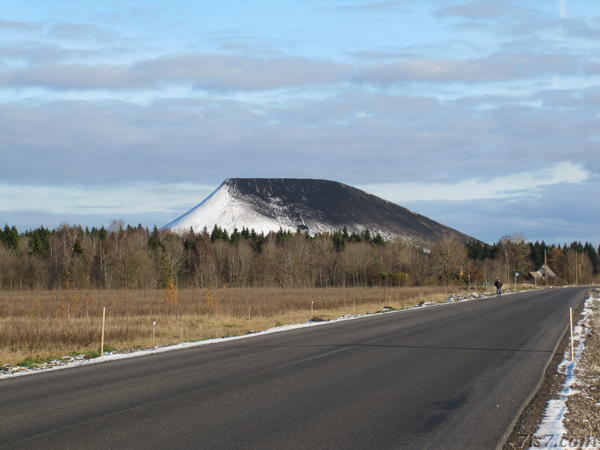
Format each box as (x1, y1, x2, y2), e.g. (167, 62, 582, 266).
(0, 223, 598, 290)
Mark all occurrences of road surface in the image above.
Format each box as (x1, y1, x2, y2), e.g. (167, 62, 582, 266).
(0, 288, 586, 449)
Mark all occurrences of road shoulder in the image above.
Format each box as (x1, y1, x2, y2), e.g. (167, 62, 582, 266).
(504, 288, 599, 449)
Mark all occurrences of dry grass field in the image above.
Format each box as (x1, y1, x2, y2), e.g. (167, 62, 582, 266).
(0, 286, 473, 367)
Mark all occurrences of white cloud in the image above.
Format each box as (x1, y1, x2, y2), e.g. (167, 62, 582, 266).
(361, 161, 589, 202)
(0, 183, 214, 214)
(338, 1, 409, 12)
(0, 19, 39, 31)
(354, 53, 582, 84)
(0, 50, 586, 92)
(435, 1, 533, 20)
(0, 54, 348, 91)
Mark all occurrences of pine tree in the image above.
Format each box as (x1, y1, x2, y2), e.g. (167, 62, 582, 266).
(148, 225, 163, 250)
(584, 242, 600, 274)
(342, 226, 349, 239)
(29, 226, 50, 257)
(210, 225, 223, 242)
(72, 240, 84, 255)
(361, 229, 371, 242)
(0, 225, 19, 249)
(230, 228, 241, 243)
(332, 231, 345, 252)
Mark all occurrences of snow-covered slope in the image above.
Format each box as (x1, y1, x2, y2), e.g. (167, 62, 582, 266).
(163, 178, 474, 243)
(163, 181, 292, 235)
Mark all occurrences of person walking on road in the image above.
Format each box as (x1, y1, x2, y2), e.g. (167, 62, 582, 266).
(494, 279, 503, 296)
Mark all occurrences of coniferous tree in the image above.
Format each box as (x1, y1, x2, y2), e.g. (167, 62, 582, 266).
(586, 243, 600, 274)
(0, 225, 19, 249)
(72, 240, 84, 255)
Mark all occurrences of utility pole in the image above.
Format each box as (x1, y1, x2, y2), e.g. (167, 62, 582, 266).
(544, 250, 548, 286)
(504, 247, 509, 287)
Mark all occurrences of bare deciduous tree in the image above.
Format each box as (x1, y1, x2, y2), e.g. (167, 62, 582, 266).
(431, 238, 467, 285)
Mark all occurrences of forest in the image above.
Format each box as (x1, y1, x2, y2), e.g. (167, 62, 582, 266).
(1, 222, 598, 290)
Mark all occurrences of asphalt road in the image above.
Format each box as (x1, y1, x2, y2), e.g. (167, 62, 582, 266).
(0, 288, 587, 449)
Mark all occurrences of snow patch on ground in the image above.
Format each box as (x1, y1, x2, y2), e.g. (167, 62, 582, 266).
(530, 293, 598, 448)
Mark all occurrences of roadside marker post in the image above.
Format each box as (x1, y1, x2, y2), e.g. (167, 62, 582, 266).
(100, 307, 106, 357)
(152, 320, 156, 345)
(311, 301, 314, 316)
(569, 307, 574, 362)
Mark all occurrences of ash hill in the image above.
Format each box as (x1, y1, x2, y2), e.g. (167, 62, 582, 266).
(164, 178, 474, 243)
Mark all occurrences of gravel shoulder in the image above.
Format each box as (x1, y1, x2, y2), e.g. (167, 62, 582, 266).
(564, 290, 600, 443)
(504, 288, 600, 449)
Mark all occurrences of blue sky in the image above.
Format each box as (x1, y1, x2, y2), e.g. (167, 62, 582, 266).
(1, 0, 599, 244)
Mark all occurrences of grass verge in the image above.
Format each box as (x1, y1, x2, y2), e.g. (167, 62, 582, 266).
(0, 285, 532, 368)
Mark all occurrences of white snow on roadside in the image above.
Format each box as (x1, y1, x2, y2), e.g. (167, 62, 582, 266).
(530, 293, 598, 447)
(0, 288, 528, 380)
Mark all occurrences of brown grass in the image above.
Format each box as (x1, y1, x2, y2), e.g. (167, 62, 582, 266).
(0, 286, 471, 366)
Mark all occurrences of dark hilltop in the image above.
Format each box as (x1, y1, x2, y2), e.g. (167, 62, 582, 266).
(165, 178, 476, 243)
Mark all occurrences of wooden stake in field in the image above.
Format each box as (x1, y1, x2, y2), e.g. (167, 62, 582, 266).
(575, 252, 579, 285)
(569, 307, 574, 362)
(100, 307, 106, 357)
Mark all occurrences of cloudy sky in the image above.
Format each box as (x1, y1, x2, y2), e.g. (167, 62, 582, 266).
(1, 0, 599, 244)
